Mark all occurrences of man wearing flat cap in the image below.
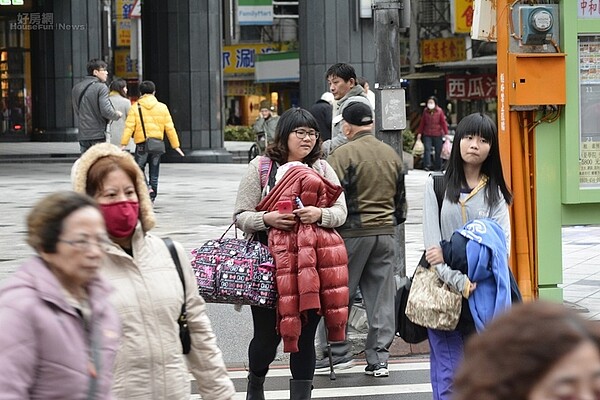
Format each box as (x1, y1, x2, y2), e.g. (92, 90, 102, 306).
(252, 99, 279, 147)
(318, 99, 407, 378)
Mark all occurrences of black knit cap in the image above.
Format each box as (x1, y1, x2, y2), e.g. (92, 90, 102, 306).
(342, 101, 373, 126)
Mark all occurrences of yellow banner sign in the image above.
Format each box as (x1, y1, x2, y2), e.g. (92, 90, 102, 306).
(453, 0, 474, 33)
(115, 0, 134, 47)
(223, 43, 290, 75)
(116, 19, 131, 47)
(114, 49, 138, 79)
(420, 37, 466, 64)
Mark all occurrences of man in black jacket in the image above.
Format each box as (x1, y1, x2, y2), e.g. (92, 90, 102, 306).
(309, 92, 334, 142)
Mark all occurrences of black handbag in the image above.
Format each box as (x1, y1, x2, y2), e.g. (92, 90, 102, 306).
(138, 103, 166, 155)
(395, 253, 428, 344)
(163, 237, 191, 354)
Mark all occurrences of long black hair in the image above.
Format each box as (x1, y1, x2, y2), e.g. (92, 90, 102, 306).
(265, 108, 322, 165)
(444, 112, 513, 206)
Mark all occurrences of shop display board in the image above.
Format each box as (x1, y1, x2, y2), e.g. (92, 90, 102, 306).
(579, 35, 600, 188)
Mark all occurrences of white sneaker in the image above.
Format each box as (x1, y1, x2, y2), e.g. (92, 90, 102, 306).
(364, 362, 389, 377)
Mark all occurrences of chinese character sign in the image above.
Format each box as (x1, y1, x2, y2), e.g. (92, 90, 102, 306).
(116, 0, 134, 46)
(114, 49, 138, 79)
(579, 0, 600, 18)
(453, 0, 474, 33)
(222, 43, 289, 75)
(446, 74, 497, 100)
(420, 37, 466, 63)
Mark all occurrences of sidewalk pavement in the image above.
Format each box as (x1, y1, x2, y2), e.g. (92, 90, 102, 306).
(0, 145, 599, 358)
(0, 141, 254, 163)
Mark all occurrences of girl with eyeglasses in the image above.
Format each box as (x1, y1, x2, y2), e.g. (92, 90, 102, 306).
(234, 108, 349, 399)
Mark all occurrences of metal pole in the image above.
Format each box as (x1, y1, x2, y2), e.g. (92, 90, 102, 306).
(373, 0, 406, 280)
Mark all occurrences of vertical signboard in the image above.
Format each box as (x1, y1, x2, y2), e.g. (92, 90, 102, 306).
(116, 0, 134, 47)
(579, 35, 600, 188)
(452, 0, 474, 34)
(238, 0, 273, 25)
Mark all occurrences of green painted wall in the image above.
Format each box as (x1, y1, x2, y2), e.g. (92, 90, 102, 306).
(537, 2, 600, 299)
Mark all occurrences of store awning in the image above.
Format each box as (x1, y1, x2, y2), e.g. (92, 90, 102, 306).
(402, 72, 445, 80)
(434, 55, 497, 69)
(255, 51, 299, 83)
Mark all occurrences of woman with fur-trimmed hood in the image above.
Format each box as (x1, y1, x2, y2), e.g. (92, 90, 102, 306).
(72, 143, 235, 400)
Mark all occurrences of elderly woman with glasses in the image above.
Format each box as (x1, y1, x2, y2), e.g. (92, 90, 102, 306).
(234, 108, 349, 400)
(0, 191, 121, 399)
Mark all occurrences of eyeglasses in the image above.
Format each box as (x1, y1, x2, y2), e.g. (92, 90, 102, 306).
(292, 129, 320, 140)
(59, 236, 113, 252)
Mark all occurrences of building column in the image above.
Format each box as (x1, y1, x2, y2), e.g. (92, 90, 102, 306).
(298, 1, 375, 108)
(142, 0, 231, 162)
(31, 0, 103, 140)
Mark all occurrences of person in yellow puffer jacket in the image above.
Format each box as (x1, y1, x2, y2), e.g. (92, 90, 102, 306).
(121, 80, 184, 202)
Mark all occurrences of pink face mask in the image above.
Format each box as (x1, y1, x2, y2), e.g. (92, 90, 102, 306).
(99, 201, 139, 238)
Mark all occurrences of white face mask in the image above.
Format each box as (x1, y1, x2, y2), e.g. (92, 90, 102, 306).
(427, 103, 435, 110)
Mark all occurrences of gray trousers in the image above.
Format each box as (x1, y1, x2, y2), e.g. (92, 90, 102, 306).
(317, 234, 397, 365)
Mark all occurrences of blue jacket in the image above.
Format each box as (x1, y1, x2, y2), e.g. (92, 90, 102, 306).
(457, 219, 511, 332)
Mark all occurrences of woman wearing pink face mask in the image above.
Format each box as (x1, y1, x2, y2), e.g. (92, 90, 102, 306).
(72, 143, 235, 400)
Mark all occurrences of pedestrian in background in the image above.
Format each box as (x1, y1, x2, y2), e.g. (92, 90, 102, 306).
(120, 80, 184, 203)
(309, 92, 334, 142)
(422, 112, 513, 400)
(253, 99, 280, 146)
(357, 77, 376, 110)
(72, 143, 235, 400)
(234, 108, 348, 400)
(72, 59, 122, 154)
(322, 63, 368, 157)
(417, 96, 448, 171)
(0, 191, 120, 399)
(454, 300, 600, 400)
(108, 78, 133, 152)
(319, 99, 407, 377)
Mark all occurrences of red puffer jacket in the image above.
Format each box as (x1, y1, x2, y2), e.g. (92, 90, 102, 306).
(256, 166, 349, 353)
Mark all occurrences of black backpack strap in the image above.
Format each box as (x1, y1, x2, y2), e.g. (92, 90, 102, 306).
(431, 172, 445, 221)
(137, 103, 148, 140)
(77, 80, 96, 110)
(163, 237, 186, 299)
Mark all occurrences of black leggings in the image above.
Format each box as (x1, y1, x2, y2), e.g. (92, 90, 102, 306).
(248, 306, 321, 380)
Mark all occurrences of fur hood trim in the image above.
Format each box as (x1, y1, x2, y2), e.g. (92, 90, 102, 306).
(72, 143, 155, 232)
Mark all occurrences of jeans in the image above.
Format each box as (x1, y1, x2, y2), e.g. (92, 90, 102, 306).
(79, 138, 106, 154)
(423, 135, 443, 171)
(134, 145, 161, 201)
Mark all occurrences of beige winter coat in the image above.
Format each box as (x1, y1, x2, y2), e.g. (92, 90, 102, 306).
(72, 143, 235, 399)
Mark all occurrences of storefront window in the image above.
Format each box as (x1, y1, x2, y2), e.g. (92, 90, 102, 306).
(0, 16, 31, 139)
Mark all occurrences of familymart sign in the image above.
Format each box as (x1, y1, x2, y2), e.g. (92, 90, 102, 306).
(238, 0, 273, 25)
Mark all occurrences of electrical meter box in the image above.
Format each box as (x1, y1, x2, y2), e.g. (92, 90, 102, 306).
(511, 4, 560, 52)
(520, 6, 555, 45)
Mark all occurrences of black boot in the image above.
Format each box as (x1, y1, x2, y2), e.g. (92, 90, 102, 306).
(246, 371, 265, 400)
(289, 379, 312, 400)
